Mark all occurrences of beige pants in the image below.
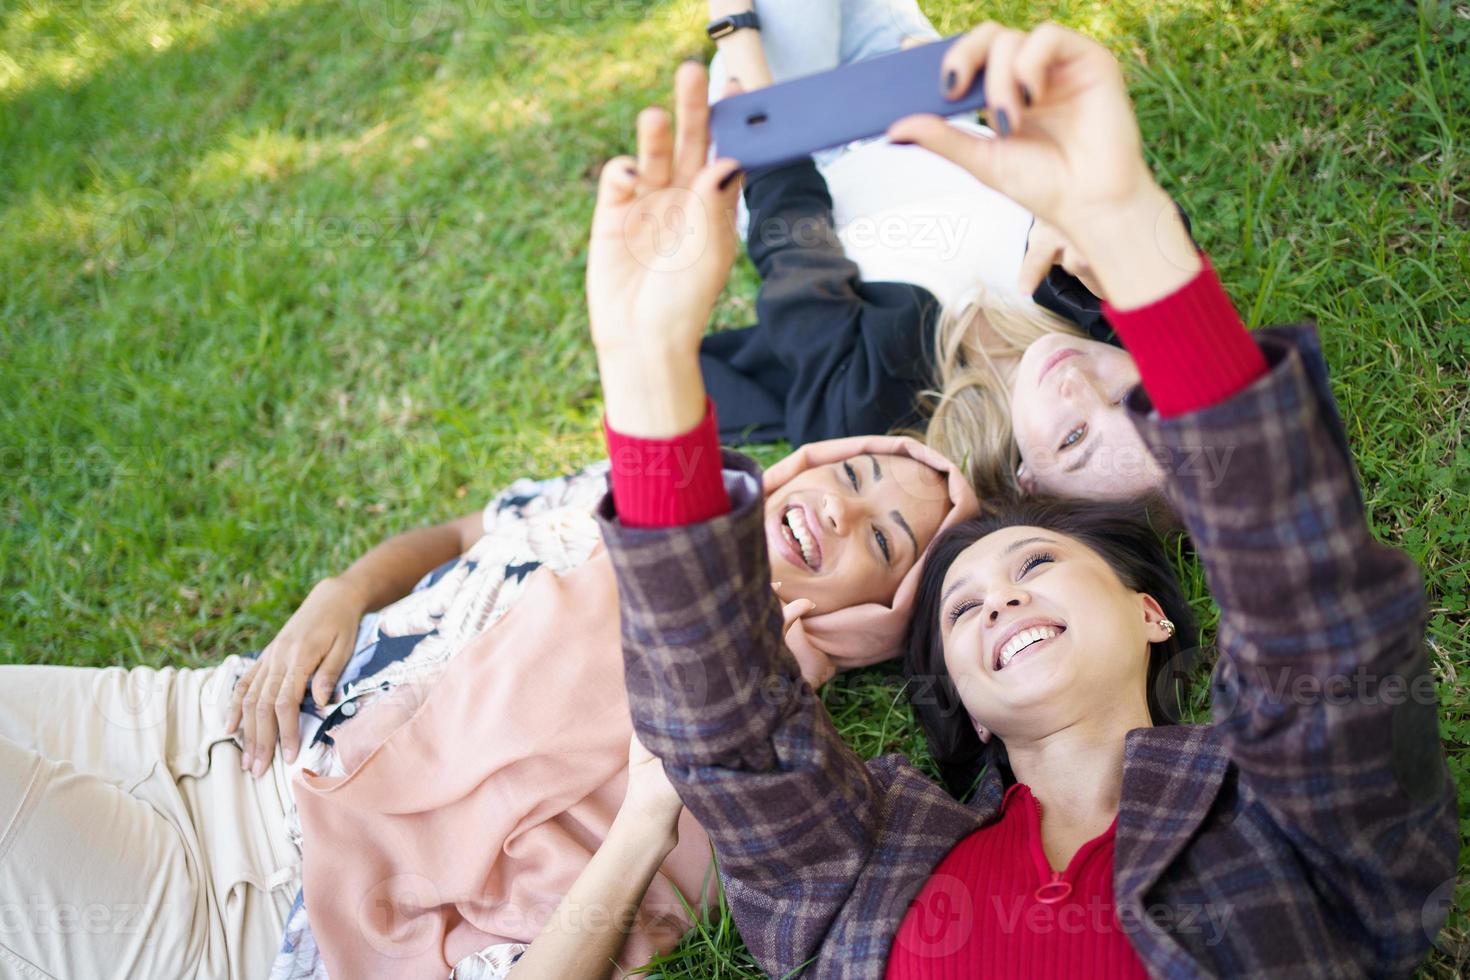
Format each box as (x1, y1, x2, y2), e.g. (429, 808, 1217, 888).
(0, 655, 299, 980)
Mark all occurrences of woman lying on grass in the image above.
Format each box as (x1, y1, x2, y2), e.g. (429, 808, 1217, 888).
(696, 0, 1110, 450)
(0, 84, 983, 980)
(697, 1, 1217, 505)
(0, 404, 975, 978)
(583, 21, 1458, 978)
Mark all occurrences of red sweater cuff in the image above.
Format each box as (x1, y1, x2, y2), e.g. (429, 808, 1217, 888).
(604, 399, 731, 529)
(1102, 255, 1268, 417)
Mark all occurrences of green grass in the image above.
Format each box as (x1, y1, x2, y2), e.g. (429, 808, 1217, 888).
(2, 0, 1467, 975)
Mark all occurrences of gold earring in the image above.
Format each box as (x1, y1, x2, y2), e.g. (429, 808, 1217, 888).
(1158, 618, 1176, 636)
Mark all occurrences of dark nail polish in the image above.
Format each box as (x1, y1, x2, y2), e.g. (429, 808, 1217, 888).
(718, 168, 744, 190)
(890, 137, 914, 146)
(1020, 85, 1033, 107)
(945, 69, 958, 95)
(995, 108, 1011, 137)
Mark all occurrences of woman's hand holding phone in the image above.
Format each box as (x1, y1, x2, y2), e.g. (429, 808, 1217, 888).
(889, 22, 1200, 310)
(586, 62, 743, 438)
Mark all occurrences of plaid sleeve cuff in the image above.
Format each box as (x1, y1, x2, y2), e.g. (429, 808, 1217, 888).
(1103, 255, 1268, 417)
(604, 398, 731, 528)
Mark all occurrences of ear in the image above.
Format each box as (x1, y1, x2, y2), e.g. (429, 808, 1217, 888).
(968, 714, 993, 744)
(1139, 593, 1173, 644)
(1015, 461, 1036, 494)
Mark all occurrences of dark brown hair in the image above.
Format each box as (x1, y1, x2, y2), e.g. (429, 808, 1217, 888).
(904, 496, 1199, 799)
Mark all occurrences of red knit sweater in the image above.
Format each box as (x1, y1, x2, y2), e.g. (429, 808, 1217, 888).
(885, 783, 1148, 979)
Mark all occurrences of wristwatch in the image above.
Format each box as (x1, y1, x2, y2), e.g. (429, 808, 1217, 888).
(706, 11, 761, 41)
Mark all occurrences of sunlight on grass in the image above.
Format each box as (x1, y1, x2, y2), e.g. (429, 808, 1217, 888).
(0, 0, 288, 96)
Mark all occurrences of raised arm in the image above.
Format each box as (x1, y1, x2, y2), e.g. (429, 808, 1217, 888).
(586, 63, 903, 976)
(897, 21, 1455, 968)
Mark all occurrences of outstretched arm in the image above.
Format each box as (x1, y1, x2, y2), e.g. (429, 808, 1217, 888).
(898, 21, 1454, 969)
(586, 63, 903, 977)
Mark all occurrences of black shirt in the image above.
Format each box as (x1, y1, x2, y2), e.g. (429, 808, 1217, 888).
(699, 158, 1115, 446)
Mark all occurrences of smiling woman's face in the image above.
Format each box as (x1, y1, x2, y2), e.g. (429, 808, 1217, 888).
(1009, 333, 1165, 500)
(763, 453, 951, 613)
(936, 524, 1166, 740)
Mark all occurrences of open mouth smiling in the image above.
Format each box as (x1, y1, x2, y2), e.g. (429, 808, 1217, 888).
(778, 503, 823, 571)
(991, 619, 1067, 671)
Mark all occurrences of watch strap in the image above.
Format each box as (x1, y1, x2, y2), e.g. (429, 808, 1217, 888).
(707, 11, 761, 40)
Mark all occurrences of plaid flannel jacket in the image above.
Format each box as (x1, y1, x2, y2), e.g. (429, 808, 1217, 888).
(596, 325, 1457, 979)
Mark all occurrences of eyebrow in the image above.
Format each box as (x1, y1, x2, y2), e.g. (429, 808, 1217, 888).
(1063, 443, 1096, 474)
(891, 509, 918, 558)
(1004, 535, 1056, 554)
(940, 536, 1058, 603)
(868, 454, 881, 481)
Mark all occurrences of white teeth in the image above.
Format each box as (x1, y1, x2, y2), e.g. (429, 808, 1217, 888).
(784, 507, 817, 568)
(998, 626, 1061, 669)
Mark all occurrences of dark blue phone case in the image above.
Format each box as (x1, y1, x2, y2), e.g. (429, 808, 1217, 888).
(710, 34, 987, 170)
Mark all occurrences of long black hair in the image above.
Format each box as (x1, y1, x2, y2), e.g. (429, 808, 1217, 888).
(904, 496, 1199, 800)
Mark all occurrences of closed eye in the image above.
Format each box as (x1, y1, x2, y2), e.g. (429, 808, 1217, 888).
(1019, 551, 1055, 577)
(874, 525, 890, 564)
(946, 598, 979, 626)
(843, 461, 860, 490)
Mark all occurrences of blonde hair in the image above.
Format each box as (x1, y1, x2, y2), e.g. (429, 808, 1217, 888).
(915, 287, 1083, 502)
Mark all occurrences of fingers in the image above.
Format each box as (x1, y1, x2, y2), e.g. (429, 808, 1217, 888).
(888, 114, 1000, 187)
(690, 156, 744, 243)
(941, 21, 1002, 101)
(1012, 22, 1080, 109)
(251, 667, 280, 778)
(635, 106, 673, 190)
(1061, 243, 1107, 301)
(239, 658, 268, 771)
(243, 658, 283, 778)
(596, 155, 639, 208)
(945, 21, 1098, 135)
(592, 155, 640, 241)
(311, 632, 352, 712)
(274, 667, 308, 766)
(780, 598, 817, 632)
(691, 155, 743, 200)
(981, 28, 1025, 136)
(226, 659, 256, 734)
(672, 60, 711, 187)
(1017, 231, 1061, 295)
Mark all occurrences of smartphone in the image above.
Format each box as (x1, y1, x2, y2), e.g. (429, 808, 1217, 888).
(710, 35, 987, 171)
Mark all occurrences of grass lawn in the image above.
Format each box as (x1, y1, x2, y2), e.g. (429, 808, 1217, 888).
(3, 0, 1467, 974)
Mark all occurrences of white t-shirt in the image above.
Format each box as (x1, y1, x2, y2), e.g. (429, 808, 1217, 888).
(820, 120, 1034, 308)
